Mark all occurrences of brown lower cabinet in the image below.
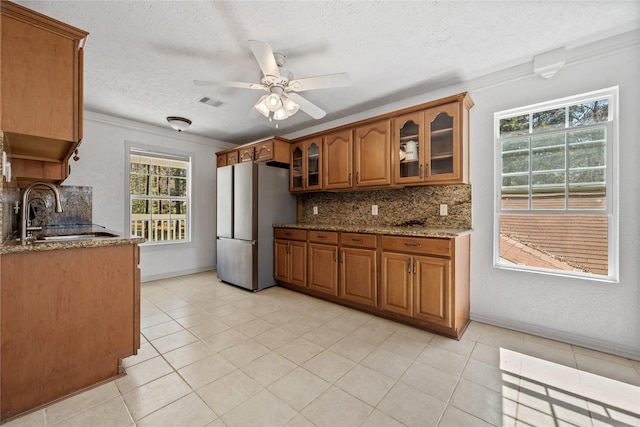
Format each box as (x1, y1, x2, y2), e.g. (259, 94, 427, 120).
(274, 228, 307, 287)
(0, 243, 141, 421)
(307, 230, 339, 296)
(274, 227, 470, 339)
(339, 233, 377, 307)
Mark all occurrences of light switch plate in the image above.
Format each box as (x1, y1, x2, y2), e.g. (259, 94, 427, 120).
(372, 205, 379, 215)
(313, 206, 318, 215)
(440, 204, 448, 216)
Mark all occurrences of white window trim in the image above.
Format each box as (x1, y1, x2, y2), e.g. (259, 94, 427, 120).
(125, 141, 194, 247)
(493, 87, 619, 283)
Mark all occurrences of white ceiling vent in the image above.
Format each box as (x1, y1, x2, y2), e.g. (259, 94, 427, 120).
(198, 96, 224, 108)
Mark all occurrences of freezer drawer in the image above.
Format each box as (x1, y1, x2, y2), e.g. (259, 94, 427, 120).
(216, 238, 257, 290)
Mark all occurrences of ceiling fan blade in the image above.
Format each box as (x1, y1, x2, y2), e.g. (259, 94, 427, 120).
(287, 93, 326, 119)
(193, 80, 265, 90)
(287, 72, 350, 92)
(248, 40, 280, 78)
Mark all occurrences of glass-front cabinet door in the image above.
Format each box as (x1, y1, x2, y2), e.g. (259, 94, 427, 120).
(393, 111, 425, 184)
(290, 138, 322, 192)
(306, 139, 322, 191)
(290, 143, 305, 191)
(425, 102, 461, 183)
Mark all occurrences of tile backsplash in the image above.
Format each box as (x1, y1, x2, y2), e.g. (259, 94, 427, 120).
(300, 184, 471, 229)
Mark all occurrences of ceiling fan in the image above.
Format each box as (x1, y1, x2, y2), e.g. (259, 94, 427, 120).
(194, 40, 350, 121)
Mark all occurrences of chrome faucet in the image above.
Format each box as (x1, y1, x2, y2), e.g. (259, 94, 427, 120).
(20, 182, 63, 244)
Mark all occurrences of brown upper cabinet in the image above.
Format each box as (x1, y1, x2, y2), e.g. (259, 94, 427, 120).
(238, 146, 254, 163)
(354, 119, 391, 188)
(216, 137, 289, 169)
(216, 152, 228, 168)
(323, 129, 353, 190)
(392, 96, 472, 185)
(290, 137, 322, 192)
(289, 92, 472, 193)
(1, 0, 88, 187)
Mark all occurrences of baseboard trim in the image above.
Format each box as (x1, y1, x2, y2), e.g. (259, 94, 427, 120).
(470, 312, 640, 361)
(141, 266, 215, 283)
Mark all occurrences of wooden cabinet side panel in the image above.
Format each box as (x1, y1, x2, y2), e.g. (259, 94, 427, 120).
(380, 252, 413, 316)
(340, 248, 377, 306)
(133, 244, 141, 353)
(307, 243, 338, 296)
(323, 130, 353, 189)
(453, 234, 471, 332)
(1, 15, 77, 141)
(0, 246, 136, 419)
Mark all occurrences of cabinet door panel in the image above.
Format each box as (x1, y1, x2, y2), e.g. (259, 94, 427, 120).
(274, 239, 290, 283)
(424, 102, 461, 183)
(290, 241, 307, 287)
(340, 248, 377, 306)
(414, 256, 451, 327)
(323, 130, 353, 189)
(380, 252, 412, 316)
(290, 143, 305, 192)
(393, 111, 425, 184)
(354, 120, 391, 187)
(308, 244, 338, 296)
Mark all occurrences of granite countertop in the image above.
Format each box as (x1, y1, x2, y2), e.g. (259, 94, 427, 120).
(273, 223, 471, 238)
(1, 224, 145, 254)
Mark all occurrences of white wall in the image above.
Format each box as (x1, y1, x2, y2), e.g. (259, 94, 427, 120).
(467, 43, 640, 359)
(64, 113, 236, 282)
(285, 32, 640, 359)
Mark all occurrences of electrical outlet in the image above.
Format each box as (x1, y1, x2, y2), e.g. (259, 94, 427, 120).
(440, 204, 448, 216)
(313, 206, 318, 215)
(372, 205, 379, 215)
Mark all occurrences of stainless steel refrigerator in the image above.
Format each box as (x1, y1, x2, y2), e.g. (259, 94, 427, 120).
(216, 161, 296, 291)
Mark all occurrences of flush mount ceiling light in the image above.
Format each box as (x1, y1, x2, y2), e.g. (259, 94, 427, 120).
(166, 116, 192, 132)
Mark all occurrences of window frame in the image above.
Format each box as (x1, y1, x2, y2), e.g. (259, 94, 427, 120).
(493, 87, 619, 282)
(126, 143, 193, 247)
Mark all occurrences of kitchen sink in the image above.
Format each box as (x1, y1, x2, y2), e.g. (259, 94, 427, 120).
(34, 231, 119, 242)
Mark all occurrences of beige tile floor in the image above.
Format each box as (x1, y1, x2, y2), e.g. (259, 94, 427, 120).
(7, 271, 640, 427)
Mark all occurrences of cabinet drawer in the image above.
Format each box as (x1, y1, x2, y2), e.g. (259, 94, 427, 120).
(274, 228, 307, 241)
(309, 230, 338, 244)
(381, 235, 451, 257)
(340, 233, 377, 249)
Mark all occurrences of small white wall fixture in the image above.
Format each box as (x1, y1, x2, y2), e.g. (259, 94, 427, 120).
(533, 47, 566, 79)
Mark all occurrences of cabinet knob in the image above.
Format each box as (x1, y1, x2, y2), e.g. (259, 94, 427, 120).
(333, 249, 336, 262)
(404, 242, 421, 247)
(318, 235, 327, 239)
(407, 260, 411, 274)
(351, 238, 364, 243)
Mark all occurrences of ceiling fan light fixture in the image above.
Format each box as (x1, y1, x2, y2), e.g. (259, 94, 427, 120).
(273, 107, 289, 121)
(254, 95, 270, 117)
(283, 97, 299, 115)
(166, 116, 192, 132)
(265, 93, 282, 112)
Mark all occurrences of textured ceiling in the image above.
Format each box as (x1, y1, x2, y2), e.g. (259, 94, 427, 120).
(15, 1, 640, 144)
